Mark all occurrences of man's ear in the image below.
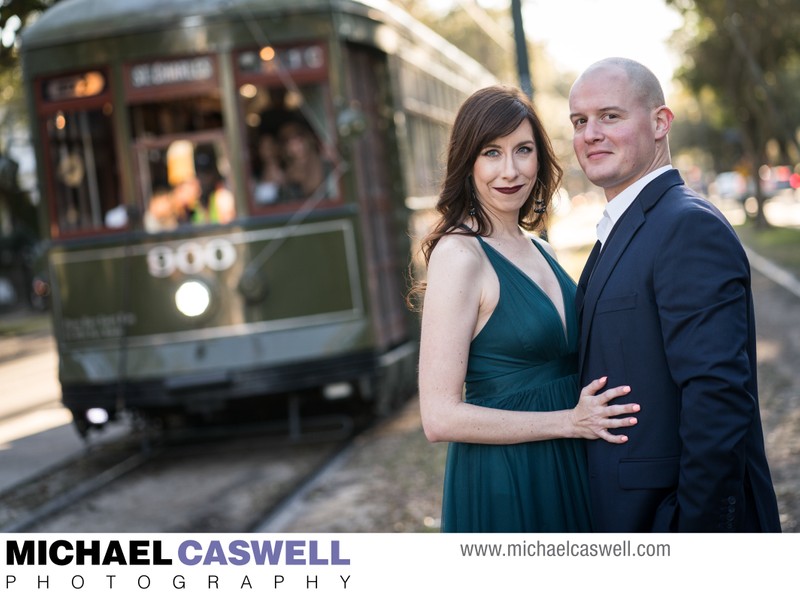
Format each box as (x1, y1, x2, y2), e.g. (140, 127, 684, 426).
(654, 106, 674, 140)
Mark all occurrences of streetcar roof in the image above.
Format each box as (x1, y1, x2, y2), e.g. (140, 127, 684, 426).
(21, 0, 493, 89)
(22, 0, 443, 53)
(22, 0, 333, 48)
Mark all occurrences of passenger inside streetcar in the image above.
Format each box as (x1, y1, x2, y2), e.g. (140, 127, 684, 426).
(143, 185, 178, 232)
(253, 129, 286, 205)
(193, 149, 236, 224)
(277, 116, 333, 200)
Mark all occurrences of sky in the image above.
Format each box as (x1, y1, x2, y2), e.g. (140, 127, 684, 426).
(432, 0, 685, 97)
(521, 0, 683, 95)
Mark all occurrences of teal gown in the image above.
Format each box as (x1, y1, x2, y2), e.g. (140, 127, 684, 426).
(441, 236, 593, 532)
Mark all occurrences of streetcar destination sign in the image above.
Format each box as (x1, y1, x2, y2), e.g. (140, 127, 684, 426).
(130, 56, 215, 88)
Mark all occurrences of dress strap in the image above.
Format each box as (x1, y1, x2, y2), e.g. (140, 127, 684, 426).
(457, 222, 474, 234)
(455, 223, 491, 249)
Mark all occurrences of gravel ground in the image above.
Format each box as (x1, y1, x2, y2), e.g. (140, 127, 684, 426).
(750, 271, 800, 532)
(258, 395, 448, 533)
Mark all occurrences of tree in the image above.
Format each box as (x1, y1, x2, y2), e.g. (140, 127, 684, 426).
(1, 0, 61, 155)
(667, 0, 800, 227)
(396, 0, 518, 82)
(0, 0, 57, 70)
(0, 0, 59, 247)
(397, 0, 580, 196)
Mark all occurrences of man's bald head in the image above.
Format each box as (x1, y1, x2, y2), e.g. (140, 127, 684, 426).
(574, 57, 665, 111)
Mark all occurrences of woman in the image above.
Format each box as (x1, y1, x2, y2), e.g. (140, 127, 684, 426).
(414, 85, 639, 532)
(253, 130, 286, 205)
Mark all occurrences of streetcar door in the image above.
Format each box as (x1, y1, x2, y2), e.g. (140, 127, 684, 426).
(345, 44, 409, 349)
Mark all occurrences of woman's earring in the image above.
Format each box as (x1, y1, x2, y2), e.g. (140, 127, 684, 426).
(469, 187, 477, 216)
(532, 180, 546, 214)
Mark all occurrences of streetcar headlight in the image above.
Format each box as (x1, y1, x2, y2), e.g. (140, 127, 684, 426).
(323, 382, 354, 400)
(175, 280, 211, 317)
(85, 408, 109, 425)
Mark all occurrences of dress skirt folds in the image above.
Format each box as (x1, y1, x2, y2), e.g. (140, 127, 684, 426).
(441, 237, 592, 533)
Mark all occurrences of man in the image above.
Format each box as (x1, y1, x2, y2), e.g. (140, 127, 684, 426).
(569, 57, 781, 532)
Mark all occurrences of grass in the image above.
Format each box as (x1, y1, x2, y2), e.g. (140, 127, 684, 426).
(552, 220, 800, 284)
(0, 309, 51, 337)
(734, 222, 800, 278)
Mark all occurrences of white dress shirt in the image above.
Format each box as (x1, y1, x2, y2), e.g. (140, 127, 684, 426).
(597, 166, 673, 247)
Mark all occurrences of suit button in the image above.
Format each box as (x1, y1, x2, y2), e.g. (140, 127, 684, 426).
(727, 496, 737, 504)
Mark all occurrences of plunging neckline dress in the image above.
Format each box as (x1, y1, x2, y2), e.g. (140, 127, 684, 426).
(440, 235, 593, 532)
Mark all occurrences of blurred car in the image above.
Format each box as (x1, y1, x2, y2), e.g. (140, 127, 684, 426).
(712, 171, 752, 202)
(759, 165, 793, 196)
(712, 166, 797, 203)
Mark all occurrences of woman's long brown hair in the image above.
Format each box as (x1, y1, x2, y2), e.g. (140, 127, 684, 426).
(406, 85, 563, 311)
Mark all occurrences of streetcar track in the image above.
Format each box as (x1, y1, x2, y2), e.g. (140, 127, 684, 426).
(0, 410, 367, 533)
(0, 425, 147, 532)
(252, 438, 358, 532)
(1, 449, 154, 533)
(250, 402, 408, 532)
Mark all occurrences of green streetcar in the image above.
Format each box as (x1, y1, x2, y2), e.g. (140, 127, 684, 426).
(20, 0, 495, 436)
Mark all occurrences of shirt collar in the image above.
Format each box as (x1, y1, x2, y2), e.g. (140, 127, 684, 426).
(597, 165, 673, 245)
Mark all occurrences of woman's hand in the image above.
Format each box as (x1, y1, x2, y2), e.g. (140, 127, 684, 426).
(570, 376, 639, 443)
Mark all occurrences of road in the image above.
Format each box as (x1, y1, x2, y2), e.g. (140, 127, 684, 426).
(0, 329, 128, 495)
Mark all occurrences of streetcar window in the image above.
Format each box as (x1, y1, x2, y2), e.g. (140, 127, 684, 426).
(236, 43, 338, 210)
(134, 136, 235, 232)
(44, 106, 122, 235)
(242, 84, 338, 209)
(399, 65, 450, 200)
(129, 97, 223, 137)
(129, 97, 236, 231)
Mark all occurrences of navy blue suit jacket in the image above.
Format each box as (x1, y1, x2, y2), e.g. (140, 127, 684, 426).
(576, 169, 781, 532)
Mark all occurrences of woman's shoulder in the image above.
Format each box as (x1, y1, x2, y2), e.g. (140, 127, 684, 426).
(428, 231, 484, 273)
(425, 231, 489, 308)
(433, 229, 481, 252)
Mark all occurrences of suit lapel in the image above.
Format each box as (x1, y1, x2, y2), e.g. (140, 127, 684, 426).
(576, 240, 601, 314)
(577, 169, 685, 372)
(578, 204, 645, 364)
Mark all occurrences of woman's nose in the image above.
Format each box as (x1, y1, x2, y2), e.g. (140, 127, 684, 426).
(501, 155, 518, 178)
